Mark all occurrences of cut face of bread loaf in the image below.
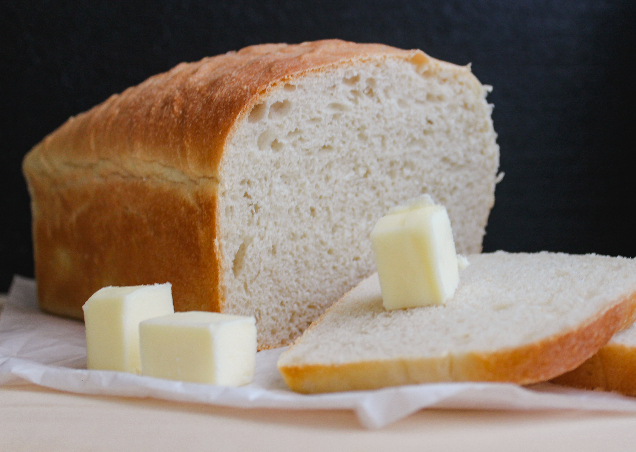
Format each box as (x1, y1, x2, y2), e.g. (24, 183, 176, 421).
(278, 252, 636, 393)
(552, 322, 636, 395)
(22, 40, 499, 349)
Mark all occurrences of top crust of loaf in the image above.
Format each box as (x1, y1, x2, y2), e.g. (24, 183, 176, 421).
(23, 40, 446, 181)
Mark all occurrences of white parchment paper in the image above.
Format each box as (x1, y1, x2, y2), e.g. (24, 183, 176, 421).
(3, 275, 636, 428)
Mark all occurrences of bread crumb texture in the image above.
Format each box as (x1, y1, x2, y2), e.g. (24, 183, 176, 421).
(219, 53, 498, 348)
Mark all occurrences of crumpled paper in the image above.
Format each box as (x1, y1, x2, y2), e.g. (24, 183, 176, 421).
(3, 276, 636, 428)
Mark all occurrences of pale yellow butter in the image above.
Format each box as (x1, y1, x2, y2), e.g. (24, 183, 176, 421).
(82, 283, 174, 373)
(139, 312, 257, 386)
(370, 196, 460, 310)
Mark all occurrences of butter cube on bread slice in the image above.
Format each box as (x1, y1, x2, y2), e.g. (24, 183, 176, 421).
(277, 252, 636, 393)
(83, 283, 174, 374)
(371, 195, 459, 309)
(140, 312, 257, 386)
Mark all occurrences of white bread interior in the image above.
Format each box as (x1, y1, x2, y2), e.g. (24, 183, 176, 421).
(219, 58, 498, 347)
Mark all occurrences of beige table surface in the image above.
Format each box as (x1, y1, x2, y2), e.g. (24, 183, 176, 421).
(3, 295, 636, 452)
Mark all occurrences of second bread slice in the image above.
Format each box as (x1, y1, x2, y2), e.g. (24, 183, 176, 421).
(278, 251, 636, 393)
(552, 322, 636, 395)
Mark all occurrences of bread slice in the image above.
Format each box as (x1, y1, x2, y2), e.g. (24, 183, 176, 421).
(277, 252, 636, 393)
(22, 40, 499, 350)
(552, 323, 636, 395)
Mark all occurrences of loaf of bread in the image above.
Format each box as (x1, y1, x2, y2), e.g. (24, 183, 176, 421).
(22, 40, 499, 349)
(552, 322, 636, 395)
(277, 252, 636, 393)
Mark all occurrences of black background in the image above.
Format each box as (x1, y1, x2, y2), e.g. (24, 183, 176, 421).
(2, 0, 636, 293)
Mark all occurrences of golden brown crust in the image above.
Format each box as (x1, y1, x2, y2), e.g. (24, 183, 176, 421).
(278, 290, 636, 394)
(28, 174, 222, 319)
(22, 40, 427, 325)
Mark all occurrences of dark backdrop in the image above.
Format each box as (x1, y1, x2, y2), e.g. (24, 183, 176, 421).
(2, 0, 636, 292)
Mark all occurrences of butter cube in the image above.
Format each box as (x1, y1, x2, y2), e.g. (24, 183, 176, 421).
(139, 312, 257, 386)
(82, 283, 174, 373)
(370, 196, 459, 310)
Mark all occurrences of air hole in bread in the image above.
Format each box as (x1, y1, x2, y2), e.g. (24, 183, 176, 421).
(283, 84, 297, 91)
(327, 102, 350, 112)
(320, 144, 334, 152)
(257, 129, 276, 150)
(232, 238, 252, 278)
(310, 207, 316, 217)
(269, 100, 292, 118)
(286, 128, 302, 138)
(271, 139, 283, 152)
(426, 92, 446, 103)
(248, 103, 267, 123)
(343, 74, 360, 85)
(349, 90, 362, 103)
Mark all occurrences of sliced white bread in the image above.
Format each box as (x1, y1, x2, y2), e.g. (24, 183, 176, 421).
(552, 323, 636, 395)
(277, 251, 636, 393)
